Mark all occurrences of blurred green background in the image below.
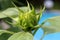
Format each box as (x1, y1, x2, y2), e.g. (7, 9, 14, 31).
(0, 0, 60, 40)
(0, 0, 60, 10)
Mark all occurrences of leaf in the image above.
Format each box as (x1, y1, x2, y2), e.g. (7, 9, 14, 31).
(0, 0, 13, 10)
(27, 1, 31, 11)
(39, 6, 45, 19)
(8, 32, 33, 40)
(11, 1, 24, 13)
(0, 30, 14, 35)
(42, 16, 60, 35)
(0, 33, 12, 40)
(37, 6, 45, 22)
(0, 7, 28, 18)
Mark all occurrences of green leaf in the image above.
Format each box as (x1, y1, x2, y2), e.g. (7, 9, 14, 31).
(37, 6, 45, 22)
(0, 33, 12, 40)
(0, 30, 14, 35)
(0, 7, 28, 18)
(27, 1, 31, 11)
(8, 32, 33, 40)
(0, 0, 13, 10)
(42, 16, 60, 35)
(11, 1, 24, 13)
(39, 6, 45, 19)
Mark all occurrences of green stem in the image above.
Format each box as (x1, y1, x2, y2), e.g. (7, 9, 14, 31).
(33, 22, 45, 36)
(33, 28, 39, 36)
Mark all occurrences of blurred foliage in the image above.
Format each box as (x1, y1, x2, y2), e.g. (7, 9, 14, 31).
(42, 16, 60, 35)
(0, 0, 44, 11)
(0, 0, 26, 11)
(53, 2, 60, 10)
(0, 33, 12, 40)
(0, 0, 60, 10)
(0, 0, 14, 10)
(0, 0, 60, 40)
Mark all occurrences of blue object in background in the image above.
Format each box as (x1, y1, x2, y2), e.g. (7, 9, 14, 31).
(34, 11, 60, 40)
